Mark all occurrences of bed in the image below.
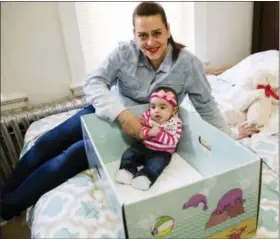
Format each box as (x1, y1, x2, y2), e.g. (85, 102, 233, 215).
(24, 50, 279, 238)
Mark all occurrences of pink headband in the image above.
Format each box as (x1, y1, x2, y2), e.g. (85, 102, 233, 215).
(149, 90, 177, 107)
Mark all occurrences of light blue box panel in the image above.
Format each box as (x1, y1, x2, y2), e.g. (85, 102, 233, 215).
(82, 105, 262, 238)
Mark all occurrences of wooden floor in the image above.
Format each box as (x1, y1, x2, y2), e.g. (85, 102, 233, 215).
(1, 213, 30, 239)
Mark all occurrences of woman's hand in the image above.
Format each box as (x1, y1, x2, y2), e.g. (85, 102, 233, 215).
(237, 122, 259, 140)
(140, 118, 148, 126)
(117, 110, 142, 139)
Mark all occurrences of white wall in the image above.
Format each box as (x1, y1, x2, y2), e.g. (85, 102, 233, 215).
(75, 2, 194, 74)
(194, 2, 253, 68)
(1, 2, 73, 107)
(75, 2, 139, 74)
(77, 2, 253, 72)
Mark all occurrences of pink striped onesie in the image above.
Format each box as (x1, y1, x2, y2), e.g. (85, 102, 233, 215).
(140, 109, 183, 154)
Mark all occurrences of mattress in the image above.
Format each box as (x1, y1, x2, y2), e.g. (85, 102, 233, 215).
(24, 110, 279, 238)
(23, 50, 279, 238)
(25, 106, 278, 238)
(106, 153, 203, 204)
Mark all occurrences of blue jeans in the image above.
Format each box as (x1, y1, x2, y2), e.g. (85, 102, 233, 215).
(1, 105, 95, 220)
(120, 142, 172, 185)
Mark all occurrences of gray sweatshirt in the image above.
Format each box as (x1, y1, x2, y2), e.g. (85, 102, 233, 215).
(84, 41, 235, 138)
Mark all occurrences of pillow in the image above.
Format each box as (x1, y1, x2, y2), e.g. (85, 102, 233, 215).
(219, 50, 279, 87)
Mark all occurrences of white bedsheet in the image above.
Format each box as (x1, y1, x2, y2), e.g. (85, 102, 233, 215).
(106, 153, 203, 204)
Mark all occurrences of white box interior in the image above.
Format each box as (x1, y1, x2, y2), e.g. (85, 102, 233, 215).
(106, 153, 203, 204)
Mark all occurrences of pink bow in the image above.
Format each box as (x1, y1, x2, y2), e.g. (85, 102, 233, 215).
(150, 90, 177, 106)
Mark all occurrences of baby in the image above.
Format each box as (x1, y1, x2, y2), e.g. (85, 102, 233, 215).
(115, 87, 183, 190)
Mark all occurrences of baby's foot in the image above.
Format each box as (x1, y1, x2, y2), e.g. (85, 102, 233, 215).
(115, 169, 134, 185)
(131, 175, 151, 191)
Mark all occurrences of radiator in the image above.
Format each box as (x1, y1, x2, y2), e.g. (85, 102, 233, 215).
(0, 97, 89, 186)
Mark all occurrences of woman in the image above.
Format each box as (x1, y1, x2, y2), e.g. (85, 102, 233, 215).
(0, 2, 257, 221)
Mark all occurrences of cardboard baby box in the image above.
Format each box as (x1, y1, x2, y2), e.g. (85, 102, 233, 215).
(81, 104, 262, 239)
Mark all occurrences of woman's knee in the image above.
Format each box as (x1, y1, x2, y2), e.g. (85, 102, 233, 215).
(55, 105, 95, 137)
(45, 140, 88, 173)
(33, 106, 95, 150)
(63, 140, 87, 160)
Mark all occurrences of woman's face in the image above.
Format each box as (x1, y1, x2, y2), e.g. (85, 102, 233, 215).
(134, 14, 170, 67)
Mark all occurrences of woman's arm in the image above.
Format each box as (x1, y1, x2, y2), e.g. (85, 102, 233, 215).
(184, 56, 259, 140)
(84, 45, 126, 123)
(84, 43, 143, 139)
(184, 56, 232, 136)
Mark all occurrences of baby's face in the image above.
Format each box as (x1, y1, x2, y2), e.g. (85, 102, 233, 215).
(149, 97, 175, 123)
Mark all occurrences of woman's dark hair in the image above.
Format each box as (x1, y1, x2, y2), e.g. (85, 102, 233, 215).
(132, 1, 185, 62)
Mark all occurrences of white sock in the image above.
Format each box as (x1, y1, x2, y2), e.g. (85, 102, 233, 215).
(131, 175, 151, 191)
(115, 169, 134, 185)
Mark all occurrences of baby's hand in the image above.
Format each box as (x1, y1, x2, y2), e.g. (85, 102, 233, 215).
(149, 125, 160, 137)
(149, 121, 157, 127)
(139, 130, 144, 140)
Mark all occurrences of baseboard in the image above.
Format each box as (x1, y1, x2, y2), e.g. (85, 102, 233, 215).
(1, 94, 28, 112)
(205, 65, 233, 76)
(69, 83, 85, 97)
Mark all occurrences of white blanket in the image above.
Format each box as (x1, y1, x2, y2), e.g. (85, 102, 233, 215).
(216, 50, 279, 136)
(181, 73, 279, 138)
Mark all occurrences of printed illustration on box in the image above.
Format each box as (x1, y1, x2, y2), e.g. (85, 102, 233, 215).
(183, 193, 208, 211)
(227, 225, 247, 239)
(123, 162, 260, 239)
(81, 105, 261, 239)
(205, 188, 246, 229)
(206, 216, 257, 239)
(151, 216, 174, 238)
